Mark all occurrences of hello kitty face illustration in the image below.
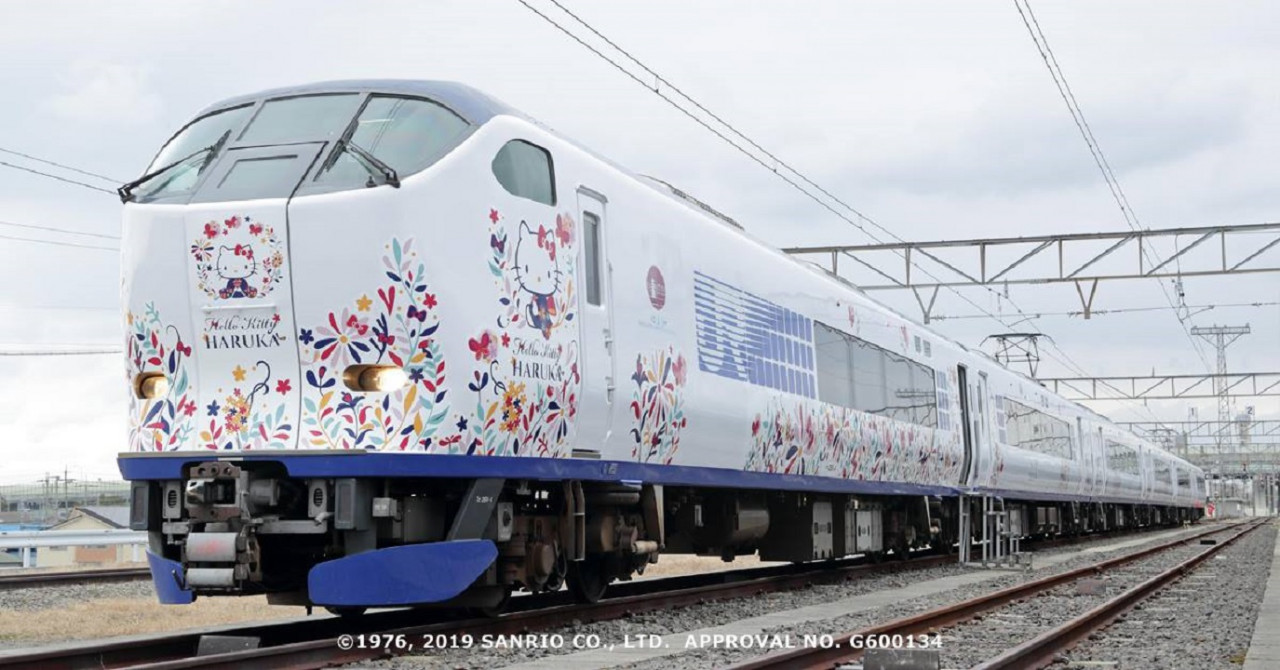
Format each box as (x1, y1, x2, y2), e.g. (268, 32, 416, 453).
(216, 244, 259, 299)
(217, 245, 255, 279)
(515, 221, 560, 297)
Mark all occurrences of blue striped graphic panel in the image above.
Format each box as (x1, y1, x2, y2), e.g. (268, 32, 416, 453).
(693, 272, 816, 398)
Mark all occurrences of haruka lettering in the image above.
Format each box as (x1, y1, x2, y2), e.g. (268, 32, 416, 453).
(204, 332, 286, 350)
(202, 313, 286, 350)
(509, 336, 566, 381)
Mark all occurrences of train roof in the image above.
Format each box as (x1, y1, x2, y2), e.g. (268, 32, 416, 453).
(197, 79, 521, 126)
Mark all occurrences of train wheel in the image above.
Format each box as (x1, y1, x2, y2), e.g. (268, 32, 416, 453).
(324, 606, 367, 617)
(567, 555, 609, 604)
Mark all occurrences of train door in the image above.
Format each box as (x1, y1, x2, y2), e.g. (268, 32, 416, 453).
(574, 189, 616, 454)
(1076, 418, 1088, 495)
(1139, 447, 1149, 501)
(975, 372, 991, 468)
(957, 365, 975, 485)
(182, 143, 327, 450)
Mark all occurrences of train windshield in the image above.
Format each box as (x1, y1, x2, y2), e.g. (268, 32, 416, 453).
(133, 91, 473, 204)
(315, 95, 470, 188)
(239, 94, 362, 145)
(135, 104, 253, 201)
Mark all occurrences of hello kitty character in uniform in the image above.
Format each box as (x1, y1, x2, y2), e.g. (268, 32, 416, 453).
(216, 244, 259, 299)
(515, 221, 561, 339)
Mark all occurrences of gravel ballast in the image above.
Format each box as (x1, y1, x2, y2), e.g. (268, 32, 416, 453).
(936, 526, 1267, 669)
(1061, 521, 1276, 670)
(0, 579, 156, 612)
(357, 524, 1232, 670)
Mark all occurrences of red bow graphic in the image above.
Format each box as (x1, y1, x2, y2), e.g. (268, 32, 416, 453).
(536, 225, 557, 261)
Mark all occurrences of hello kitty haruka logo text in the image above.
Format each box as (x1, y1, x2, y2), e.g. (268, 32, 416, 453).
(191, 216, 285, 301)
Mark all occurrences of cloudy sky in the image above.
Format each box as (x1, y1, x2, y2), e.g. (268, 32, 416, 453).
(0, 1, 1276, 482)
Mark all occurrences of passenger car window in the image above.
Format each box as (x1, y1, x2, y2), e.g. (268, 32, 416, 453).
(814, 322, 938, 429)
(318, 95, 470, 186)
(134, 104, 253, 202)
(583, 212, 602, 305)
(239, 94, 361, 145)
(492, 140, 555, 205)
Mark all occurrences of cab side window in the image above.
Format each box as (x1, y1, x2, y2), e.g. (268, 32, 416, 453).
(492, 140, 555, 205)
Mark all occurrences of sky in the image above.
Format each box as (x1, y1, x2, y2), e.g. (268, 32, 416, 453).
(0, 1, 1276, 482)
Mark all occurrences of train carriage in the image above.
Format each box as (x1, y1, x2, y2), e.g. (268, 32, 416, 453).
(119, 80, 1204, 611)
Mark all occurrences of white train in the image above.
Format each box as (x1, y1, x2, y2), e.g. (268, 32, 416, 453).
(119, 80, 1204, 611)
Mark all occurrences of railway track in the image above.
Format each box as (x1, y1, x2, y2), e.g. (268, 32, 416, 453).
(0, 549, 951, 669)
(969, 518, 1268, 670)
(727, 518, 1266, 670)
(0, 523, 1209, 670)
(0, 566, 149, 591)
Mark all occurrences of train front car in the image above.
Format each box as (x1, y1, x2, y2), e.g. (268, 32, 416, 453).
(120, 81, 624, 610)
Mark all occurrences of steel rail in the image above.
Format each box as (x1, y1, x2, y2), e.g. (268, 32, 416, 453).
(725, 520, 1259, 670)
(0, 566, 149, 590)
(971, 518, 1270, 670)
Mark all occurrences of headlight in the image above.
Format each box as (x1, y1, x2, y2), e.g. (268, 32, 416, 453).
(134, 372, 170, 399)
(343, 365, 409, 393)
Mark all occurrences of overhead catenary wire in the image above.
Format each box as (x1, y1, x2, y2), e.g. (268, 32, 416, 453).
(0, 219, 120, 240)
(1011, 0, 1212, 373)
(516, 0, 1173, 427)
(0, 231, 119, 249)
(933, 301, 1280, 322)
(518, 0, 1167, 425)
(516, 1, 1035, 320)
(0, 304, 119, 312)
(0, 146, 123, 184)
(0, 159, 117, 195)
(539, 0, 894, 240)
(0, 347, 122, 356)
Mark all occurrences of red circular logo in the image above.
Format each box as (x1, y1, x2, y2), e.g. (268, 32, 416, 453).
(646, 266, 666, 310)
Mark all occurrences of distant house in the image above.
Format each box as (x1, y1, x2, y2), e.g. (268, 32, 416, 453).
(43, 506, 141, 568)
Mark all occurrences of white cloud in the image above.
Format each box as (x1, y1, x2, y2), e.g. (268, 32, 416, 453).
(45, 60, 162, 126)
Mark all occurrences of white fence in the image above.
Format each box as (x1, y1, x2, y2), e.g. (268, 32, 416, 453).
(0, 529, 148, 568)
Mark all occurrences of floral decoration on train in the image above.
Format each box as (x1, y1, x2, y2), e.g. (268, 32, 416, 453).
(127, 303, 195, 451)
(744, 398, 962, 485)
(459, 333, 579, 457)
(197, 361, 294, 450)
(451, 208, 582, 457)
(629, 347, 689, 464)
(190, 215, 285, 300)
(298, 238, 450, 450)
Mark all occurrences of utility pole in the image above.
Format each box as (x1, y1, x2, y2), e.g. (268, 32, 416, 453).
(1191, 324, 1250, 457)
